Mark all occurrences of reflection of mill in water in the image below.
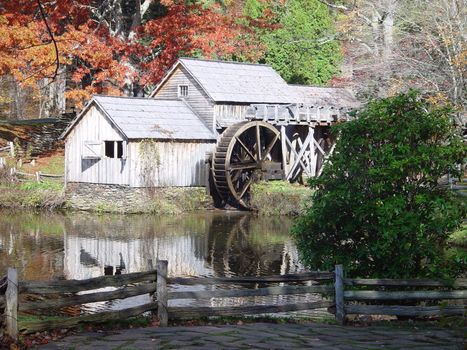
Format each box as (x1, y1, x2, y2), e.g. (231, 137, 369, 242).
(204, 214, 302, 277)
(63, 213, 303, 311)
(65, 214, 301, 281)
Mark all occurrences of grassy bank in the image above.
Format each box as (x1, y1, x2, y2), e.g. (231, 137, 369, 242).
(448, 224, 466, 247)
(250, 181, 311, 216)
(0, 163, 66, 211)
(0, 181, 65, 210)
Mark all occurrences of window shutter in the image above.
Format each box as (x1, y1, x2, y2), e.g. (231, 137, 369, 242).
(82, 141, 102, 159)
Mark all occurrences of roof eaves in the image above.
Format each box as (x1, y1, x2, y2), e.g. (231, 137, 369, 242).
(177, 59, 216, 101)
(60, 99, 94, 139)
(60, 97, 129, 140)
(92, 98, 129, 140)
(180, 99, 216, 138)
(149, 61, 182, 98)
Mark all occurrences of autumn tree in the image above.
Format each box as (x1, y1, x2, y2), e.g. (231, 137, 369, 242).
(0, 1, 268, 118)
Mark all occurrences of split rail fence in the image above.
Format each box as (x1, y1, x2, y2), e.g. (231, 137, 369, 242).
(0, 262, 465, 340)
(9, 168, 64, 183)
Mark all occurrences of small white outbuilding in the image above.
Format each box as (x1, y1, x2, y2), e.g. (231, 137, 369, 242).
(61, 96, 216, 187)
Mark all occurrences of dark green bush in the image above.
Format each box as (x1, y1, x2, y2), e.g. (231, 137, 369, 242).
(293, 91, 466, 278)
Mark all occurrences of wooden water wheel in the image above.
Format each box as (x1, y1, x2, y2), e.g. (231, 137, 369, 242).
(212, 121, 282, 209)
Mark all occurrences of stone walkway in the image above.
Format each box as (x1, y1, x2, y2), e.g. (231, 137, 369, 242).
(35, 323, 465, 349)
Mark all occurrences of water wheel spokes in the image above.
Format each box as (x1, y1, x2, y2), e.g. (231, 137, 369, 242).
(212, 121, 281, 209)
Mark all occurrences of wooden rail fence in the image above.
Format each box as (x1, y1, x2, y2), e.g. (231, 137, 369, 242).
(0, 262, 465, 339)
(0, 142, 13, 156)
(9, 168, 64, 183)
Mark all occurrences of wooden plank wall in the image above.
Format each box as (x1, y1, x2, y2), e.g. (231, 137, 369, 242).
(214, 104, 250, 126)
(153, 66, 215, 131)
(65, 106, 129, 185)
(128, 141, 215, 187)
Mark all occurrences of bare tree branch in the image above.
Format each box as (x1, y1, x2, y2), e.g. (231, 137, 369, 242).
(318, 0, 351, 11)
(36, 0, 60, 81)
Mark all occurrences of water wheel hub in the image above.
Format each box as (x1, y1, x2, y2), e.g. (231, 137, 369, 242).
(212, 121, 282, 209)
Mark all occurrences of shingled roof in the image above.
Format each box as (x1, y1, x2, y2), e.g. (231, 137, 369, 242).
(176, 58, 293, 103)
(62, 96, 216, 141)
(152, 58, 359, 108)
(289, 85, 361, 109)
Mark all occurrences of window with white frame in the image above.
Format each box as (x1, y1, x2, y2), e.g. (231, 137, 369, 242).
(178, 85, 189, 97)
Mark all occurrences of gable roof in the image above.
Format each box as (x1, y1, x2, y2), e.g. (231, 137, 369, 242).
(61, 96, 216, 141)
(151, 58, 359, 108)
(151, 57, 293, 104)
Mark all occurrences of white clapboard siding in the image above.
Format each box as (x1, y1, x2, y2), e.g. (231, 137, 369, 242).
(129, 141, 215, 187)
(65, 106, 130, 185)
(153, 66, 215, 130)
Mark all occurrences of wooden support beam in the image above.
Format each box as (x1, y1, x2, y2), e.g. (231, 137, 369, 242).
(335, 265, 345, 325)
(156, 260, 168, 327)
(309, 127, 317, 177)
(285, 136, 310, 181)
(6, 268, 18, 340)
(280, 126, 288, 178)
(286, 128, 319, 180)
(313, 138, 326, 156)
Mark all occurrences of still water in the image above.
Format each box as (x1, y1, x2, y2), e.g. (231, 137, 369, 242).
(0, 210, 316, 313)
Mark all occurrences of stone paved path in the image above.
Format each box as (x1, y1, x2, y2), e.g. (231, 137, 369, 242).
(36, 323, 464, 349)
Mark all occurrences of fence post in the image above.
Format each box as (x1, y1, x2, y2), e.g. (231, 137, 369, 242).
(5, 268, 18, 340)
(9, 142, 14, 157)
(335, 265, 345, 325)
(156, 260, 168, 327)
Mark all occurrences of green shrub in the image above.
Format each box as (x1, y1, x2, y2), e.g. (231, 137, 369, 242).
(293, 91, 466, 278)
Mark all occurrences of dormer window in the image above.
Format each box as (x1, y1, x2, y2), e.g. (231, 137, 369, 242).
(178, 85, 189, 97)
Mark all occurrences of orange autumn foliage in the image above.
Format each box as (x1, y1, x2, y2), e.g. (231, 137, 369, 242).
(0, 1, 270, 109)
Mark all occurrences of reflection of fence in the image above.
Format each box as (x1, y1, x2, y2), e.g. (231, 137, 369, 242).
(1, 262, 466, 340)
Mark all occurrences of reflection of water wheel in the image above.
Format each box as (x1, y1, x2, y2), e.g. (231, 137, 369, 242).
(212, 121, 281, 209)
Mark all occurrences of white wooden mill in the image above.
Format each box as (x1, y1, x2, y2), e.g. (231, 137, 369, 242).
(63, 58, 359, 209)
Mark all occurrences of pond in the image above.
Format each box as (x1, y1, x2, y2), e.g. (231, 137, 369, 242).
(0, 210, 323, 315)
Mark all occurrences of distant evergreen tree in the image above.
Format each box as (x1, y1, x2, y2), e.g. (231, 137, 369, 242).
(264, 0, 341, 85)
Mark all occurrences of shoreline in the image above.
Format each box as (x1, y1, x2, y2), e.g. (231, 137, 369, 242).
(0, 180, 312, 216)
